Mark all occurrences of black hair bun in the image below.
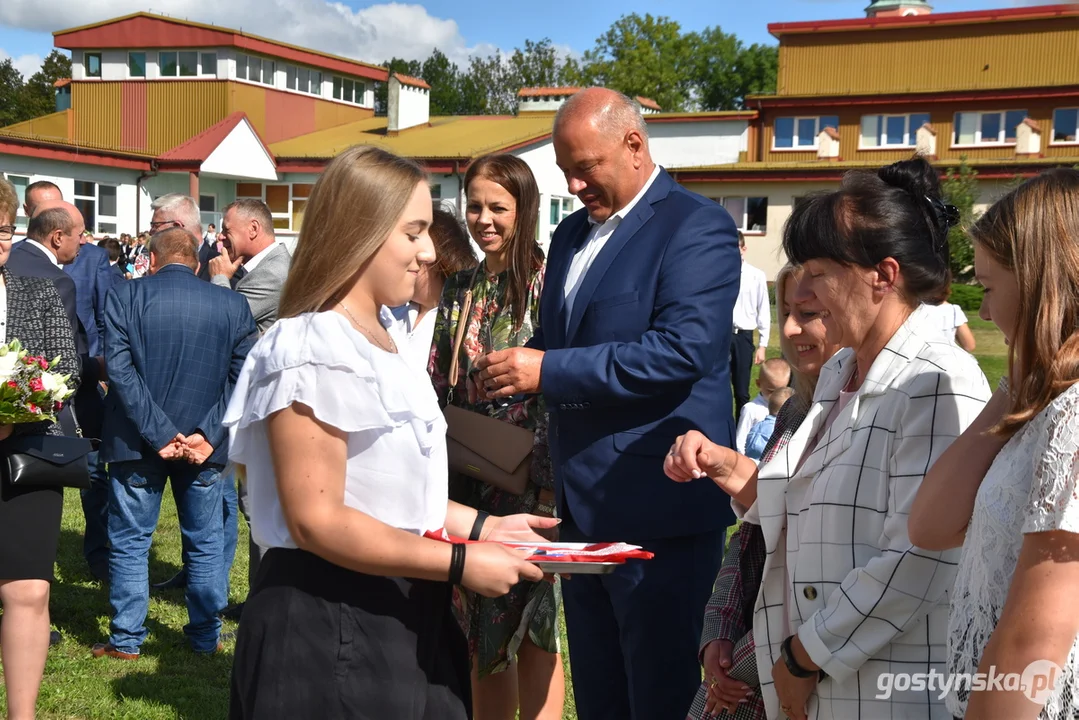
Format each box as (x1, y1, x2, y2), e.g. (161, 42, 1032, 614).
(878, 157, 943, 203)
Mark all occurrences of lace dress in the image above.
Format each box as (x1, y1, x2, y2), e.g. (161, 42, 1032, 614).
(947, 381, 1079, 719)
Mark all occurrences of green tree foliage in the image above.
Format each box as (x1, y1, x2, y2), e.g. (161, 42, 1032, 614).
(686, 29, 778, 110)
(0, 59, 25, 128)
(941, 156, 979, 282)
(374, 57, 423, 114)
(20, 50, 71, 119)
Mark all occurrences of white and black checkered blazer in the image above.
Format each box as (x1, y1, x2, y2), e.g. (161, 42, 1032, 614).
(750, 305, 991, 719)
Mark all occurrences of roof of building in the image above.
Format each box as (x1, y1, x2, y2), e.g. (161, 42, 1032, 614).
(53, 12, 388, 82)
(157, 111, 274, 164)
(769, 3, 1079, 37)
(53, 78, 71, 89)
(636, 96, 661, 111)
(393, 73, 431, 90)
(269, 114, 556, 160)
(517, 87, 583, 98)
(668, 155, 1079, 181)
(0, 110, 158, 158)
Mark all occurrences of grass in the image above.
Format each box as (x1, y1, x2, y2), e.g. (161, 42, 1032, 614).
(0, 320, 1007, 719)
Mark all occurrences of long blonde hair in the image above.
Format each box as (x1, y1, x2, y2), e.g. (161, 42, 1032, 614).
(774, 263, 816, 408)
(970, 168, 1079, 437)
(278, 145, 427, 319)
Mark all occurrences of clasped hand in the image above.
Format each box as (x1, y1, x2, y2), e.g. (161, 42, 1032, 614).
(158, 433, 214, 464)
(664, 430, 756, 505)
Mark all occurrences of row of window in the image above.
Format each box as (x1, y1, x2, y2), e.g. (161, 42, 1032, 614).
(83, 50, 366, 105)
(775, 108, 1079, 150)
(2, 175, 119, 234)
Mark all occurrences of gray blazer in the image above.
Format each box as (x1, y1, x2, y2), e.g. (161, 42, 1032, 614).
(212, 243, 291, 334)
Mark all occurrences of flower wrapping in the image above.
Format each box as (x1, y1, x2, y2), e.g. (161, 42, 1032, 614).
(0, 339, 76, 424)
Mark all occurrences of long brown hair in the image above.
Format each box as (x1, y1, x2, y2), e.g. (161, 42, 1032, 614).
(279, 146, 426, 318)
(464, 154, 544, 332)
(970, 168, 1079, 437)
(774, 264, 816, 408)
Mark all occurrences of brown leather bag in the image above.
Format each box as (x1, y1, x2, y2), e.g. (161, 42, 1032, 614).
(443, 268, 532, 496)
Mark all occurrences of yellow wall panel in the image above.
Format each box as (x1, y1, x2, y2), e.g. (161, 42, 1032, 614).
(313, 101, 373, 131)
(778, 20, 1079, 97)
(72, 83, 122, 149)
(227, 82, 267, 138)
(146, 82, 229, 154)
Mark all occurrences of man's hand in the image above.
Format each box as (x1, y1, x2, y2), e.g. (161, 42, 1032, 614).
(182, 433, 215, 465)
(158, 433, 187, 460)
(474, 348, 544, 399)
(754, 347, 767, 365)
(209, 254, 244, 281)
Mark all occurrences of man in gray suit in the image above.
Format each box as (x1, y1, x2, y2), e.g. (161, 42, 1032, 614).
(210, 198, 291, 616)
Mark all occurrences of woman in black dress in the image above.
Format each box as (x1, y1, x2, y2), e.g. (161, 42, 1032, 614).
(0, 178, 81, 719)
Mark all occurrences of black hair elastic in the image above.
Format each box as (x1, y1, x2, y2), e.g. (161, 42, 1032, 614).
(923, 195, 961, 250)
(448, 543, 467, 585)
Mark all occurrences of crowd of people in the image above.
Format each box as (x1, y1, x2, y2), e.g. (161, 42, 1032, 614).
(0, 84, 1077, 720)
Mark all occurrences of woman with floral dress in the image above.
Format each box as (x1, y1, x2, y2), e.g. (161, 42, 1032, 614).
(429, 153, 564, 720)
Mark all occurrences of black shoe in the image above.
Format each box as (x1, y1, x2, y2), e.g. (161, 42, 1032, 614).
(220, 602, 244, 621)
(151, 570, 186, 591)
(49, 630, 62, 647)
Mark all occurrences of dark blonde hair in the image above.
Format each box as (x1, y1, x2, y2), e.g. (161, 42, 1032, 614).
(774, 264, 816, 407)
(971, 168, 1079, 438)
(0, 177, 17, 224)
(279, 146, 426, 318)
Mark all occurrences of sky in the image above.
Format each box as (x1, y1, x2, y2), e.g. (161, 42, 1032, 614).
(0, 0, 1043, 80)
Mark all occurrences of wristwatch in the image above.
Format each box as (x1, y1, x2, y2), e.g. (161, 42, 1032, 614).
(780, 635, 819, 679)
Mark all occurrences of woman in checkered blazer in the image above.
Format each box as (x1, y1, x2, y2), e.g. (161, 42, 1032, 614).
(668, 158, 991, 720)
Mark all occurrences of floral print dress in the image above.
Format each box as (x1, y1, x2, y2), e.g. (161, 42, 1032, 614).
(429, 260, 561, 677)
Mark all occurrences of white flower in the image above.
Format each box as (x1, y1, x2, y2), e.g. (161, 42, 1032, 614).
(40, 371, 72, 403)
(0, 351, 19, 383)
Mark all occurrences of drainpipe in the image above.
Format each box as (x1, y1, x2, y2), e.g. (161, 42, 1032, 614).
(136, 161, 159, 234)
(454, 160, 465, 215)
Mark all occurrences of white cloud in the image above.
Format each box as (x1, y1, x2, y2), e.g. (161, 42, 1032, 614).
(0, 0, 495, 68)
(0, 48, 43, 79)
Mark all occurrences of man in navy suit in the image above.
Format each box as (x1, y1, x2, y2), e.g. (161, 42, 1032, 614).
(93, 228, 256, 660)
(477, 88, 740, 720)
(65, 229, 117, 582)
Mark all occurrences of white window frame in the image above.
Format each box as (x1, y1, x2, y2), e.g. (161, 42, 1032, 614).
(1051, 107, 1079, 145)
(200, 51, 218, 78)
(3, 174, 30, 230)
(236, 183, 313, 233)
(332, 76, 366, 106)
(285, 64, 323, 96)
(128, 51, 147, 79)
(548, 195, 575, 240)
(73, 180, 119, 235)
(716, 196, 769, 234)
(953, 110, 1028, 147)
(772, 116, 837, 151)
(235, 53, 276, 88)
(859, 112, 931, 149)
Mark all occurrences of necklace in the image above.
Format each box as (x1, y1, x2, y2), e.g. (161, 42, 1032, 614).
(337, 298, 398, 354)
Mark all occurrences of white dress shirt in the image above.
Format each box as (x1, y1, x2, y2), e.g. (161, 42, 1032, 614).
(24, 239, 62, 268)
(732, 261, 770, 347)
(241, 241, 280, 274)
(734, 392, 769, 454)
(563, 164, 662, 323)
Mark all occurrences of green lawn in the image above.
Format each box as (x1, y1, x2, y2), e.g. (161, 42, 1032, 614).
(0, 319, 1006, 719)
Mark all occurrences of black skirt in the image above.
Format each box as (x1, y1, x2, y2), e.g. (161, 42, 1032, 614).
(0, 474, 62, 581)
(230, 547, 471, 720)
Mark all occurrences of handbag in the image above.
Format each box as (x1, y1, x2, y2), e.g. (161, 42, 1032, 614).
(1, 434, 95, 490)
(443, 267, 533, 496)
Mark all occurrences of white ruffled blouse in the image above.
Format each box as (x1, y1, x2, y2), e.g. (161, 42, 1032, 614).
(222, 310, 449, 550)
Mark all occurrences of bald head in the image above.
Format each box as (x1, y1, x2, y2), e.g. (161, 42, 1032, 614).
(552, 87, 656, 223)
(23, 181, 61, 218)
(27, 200, 84, 265)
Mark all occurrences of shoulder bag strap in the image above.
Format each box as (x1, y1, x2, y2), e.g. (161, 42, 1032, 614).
(447, 265, 483, 394)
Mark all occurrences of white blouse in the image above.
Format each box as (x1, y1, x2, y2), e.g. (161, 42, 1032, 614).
(222, 309, 449, 550)
(947, 381, 1079, 719)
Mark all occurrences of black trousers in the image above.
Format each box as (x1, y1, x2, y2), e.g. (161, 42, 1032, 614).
(230, 548, 471, 720)
(730, 328, 755, 421)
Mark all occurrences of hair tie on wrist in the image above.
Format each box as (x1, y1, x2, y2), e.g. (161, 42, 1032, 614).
(448, 543, 466, 585)
(470, 510, 489, 542)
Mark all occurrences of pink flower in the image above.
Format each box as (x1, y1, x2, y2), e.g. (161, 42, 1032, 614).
(28, 403, 40, 414)
(29, 378, 44, 393)
(38, 358, 48, 370)
(6, 381, 16, 389)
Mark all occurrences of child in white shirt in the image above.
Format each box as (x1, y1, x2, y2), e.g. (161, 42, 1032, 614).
(735, 357, 791, 454)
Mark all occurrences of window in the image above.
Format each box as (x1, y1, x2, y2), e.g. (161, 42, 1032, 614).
(860, 113, 930, 148)
(128, 52, 146, 78)
(332, 76, 365, 104)
(284, 65, 321, 95)
(549, 196, 575, 239)
(234, 183, 310, 231)
(201, 52, 217, 76)
(430, 183, 442, 200)
(236, 53, 275, 86)
(292, 184, 313, 231)
(178, 51, 198, 77)
(85, 52, 102, 78)
(773, 116, 838, 149)
(159, 51, 178, 77)
(717, 196, 768, 233)
(953, 110, 1028, 145)
(73, 181, 118, 235)
(4, 175, 29, 230)
(1052, 108, 1079, 144)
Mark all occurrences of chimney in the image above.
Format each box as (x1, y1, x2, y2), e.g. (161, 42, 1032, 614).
(635, 96, 662, 115)
(1015, 118, 1042, 157)
(388, 73, 430, 134)
(517, 87, 582, 114)
(915, 123, 937, 158)
(865, 0, 932, 17)
(817, 126, 840, 160)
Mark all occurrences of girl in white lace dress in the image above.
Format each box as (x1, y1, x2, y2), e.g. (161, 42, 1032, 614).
(910, 168, 1079, 720)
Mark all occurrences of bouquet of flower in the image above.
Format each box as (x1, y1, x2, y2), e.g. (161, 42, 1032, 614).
(0, 339, 75, 425)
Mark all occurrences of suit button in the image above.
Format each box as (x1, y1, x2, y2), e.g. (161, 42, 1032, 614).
(803, 586, 818, 601)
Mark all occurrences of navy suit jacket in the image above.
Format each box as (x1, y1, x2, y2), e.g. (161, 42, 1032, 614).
(530, 169, 740, 540)
(197, 238, 220, 281)
(101, 264, 256, 465)
(64, 241, 115, 357)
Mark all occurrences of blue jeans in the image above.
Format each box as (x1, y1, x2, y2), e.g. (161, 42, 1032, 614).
(107, 458, 226, 655)
(222, 470, 238, 599)
(80, 449, 111, 580)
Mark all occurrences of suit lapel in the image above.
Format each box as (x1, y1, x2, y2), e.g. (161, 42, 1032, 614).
(546, 215, 591, 349)
(564, 170, 673, 343)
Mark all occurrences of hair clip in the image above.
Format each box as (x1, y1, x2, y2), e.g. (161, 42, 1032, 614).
(924, 195, 960, 230)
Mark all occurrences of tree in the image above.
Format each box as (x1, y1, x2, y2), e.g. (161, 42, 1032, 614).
(689, 29, 778, 111)
(509, 39, 576, 90)
(375, 57, 423, 115)
(575, 14, 697, 112)
(0, 58, 26, 128)
(422, 50, 463, 116)
(941, 156, 979, 282)
(20, 50, 71, 120)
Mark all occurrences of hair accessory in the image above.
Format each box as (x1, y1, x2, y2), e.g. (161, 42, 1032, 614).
(921, 195, 959, 253)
